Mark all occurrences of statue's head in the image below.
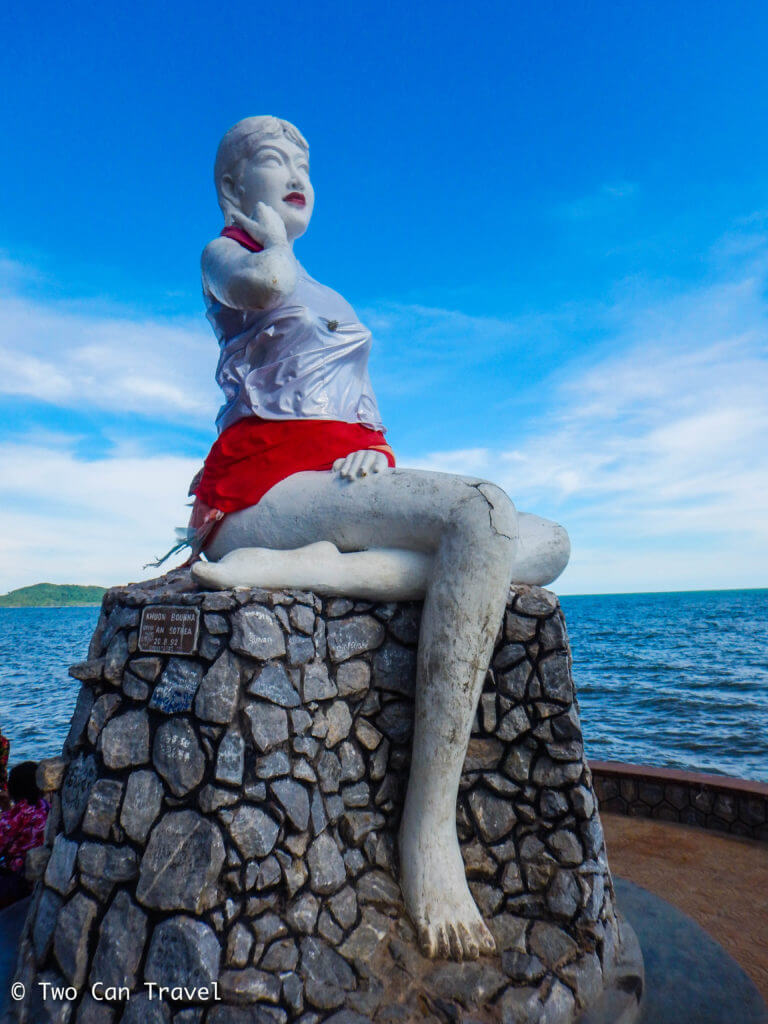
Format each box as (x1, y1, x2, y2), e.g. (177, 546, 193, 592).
(214, 116, 314, 242)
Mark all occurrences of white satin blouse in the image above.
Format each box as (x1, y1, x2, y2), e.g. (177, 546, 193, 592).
(204, 259, 385, 436)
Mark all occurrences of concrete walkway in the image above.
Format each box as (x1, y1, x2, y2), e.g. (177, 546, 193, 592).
(615, 878, 768, 1024)
(0, 896, 28, 1012)
(603, 811, 768, 1004)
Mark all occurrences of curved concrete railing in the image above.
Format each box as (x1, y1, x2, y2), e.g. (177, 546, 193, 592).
(589, 761, 768, 841)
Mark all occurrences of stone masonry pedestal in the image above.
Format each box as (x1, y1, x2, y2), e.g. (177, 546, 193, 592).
(7, 571, 642, 1023)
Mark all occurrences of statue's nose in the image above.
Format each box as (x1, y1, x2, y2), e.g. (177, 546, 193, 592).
(289, 165, 308, 189)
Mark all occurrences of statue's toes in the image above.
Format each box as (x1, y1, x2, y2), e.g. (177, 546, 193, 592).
(417, 923, 437, 959)
(456, 922, 479, 960)
(436, 923, 452, 959)
(473, 919, 497, 956)
(447, 923, 465, 961)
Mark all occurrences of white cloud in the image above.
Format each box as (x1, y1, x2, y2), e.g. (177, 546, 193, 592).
(399, 251, 768, 593)
(0, 440, 200, 592)
(0, 281, 220, 421)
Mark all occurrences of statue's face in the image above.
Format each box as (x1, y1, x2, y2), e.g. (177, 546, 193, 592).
(234, 136, 314, 241)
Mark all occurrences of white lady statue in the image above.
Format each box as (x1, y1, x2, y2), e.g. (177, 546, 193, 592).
(188, 116, 571, 962)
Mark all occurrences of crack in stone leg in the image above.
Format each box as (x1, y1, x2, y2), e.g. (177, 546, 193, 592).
(468, 482, 516, 543)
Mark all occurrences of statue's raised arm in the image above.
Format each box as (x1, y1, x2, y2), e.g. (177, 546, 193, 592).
(189, 115, 570, 961)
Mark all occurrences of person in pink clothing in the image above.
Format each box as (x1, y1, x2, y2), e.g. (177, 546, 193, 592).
(0, 761, 49, 909)
(0, 728, 10, 812)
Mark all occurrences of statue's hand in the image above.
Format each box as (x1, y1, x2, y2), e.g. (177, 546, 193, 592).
(333, 450, 389, 480)
(231, 202, 289, 249)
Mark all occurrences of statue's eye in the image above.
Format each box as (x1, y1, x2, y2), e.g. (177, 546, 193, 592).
(258, 154, 281, 167)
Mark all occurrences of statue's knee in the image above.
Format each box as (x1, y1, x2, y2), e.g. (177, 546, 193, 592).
(450, 480, 517, 549)
(552, 522, 570, 554)
(475, 482, 517, 538)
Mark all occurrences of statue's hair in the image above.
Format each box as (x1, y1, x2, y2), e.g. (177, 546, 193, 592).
(214, 116, 309, 215)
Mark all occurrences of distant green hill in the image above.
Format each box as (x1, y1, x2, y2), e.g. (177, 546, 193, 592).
(0, 583, 107, 608)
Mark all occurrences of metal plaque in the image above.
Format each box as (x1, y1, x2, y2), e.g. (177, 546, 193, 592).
(138, 605, 200, 655)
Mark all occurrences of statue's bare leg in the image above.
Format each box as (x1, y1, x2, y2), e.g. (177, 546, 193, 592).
(205, 468, 518, 960)
(194, 511, 569, 595)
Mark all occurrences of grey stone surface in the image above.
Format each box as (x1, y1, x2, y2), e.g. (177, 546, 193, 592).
(303, 662, 337, 702)
(335, 660, 370, 698)
(286, 892, 320, 934)
(528, 920, 578, 966)
(220, 967, 281, 1004)
(153, 718, 205, 796)
(533, 755, 583, 787)
(63, 684, 95, 755)
(326, 616, 385, 662)
(262, 938, 299, 972)
(468, 788, 517, 842)
(216, 726, 246, 785)
(290, 603, 316, 634)
(78, 842, 138, 884)
(53, 891, 98, 986)
(427, 959, 508, 1005)
(498, 659, 532, 702)
(61, 753, 98, 834)
(76, 994, 118, 1022)
(23, 968, 77, 1024)
(121, 769, 164, 842)
(325, 701, 353, 747)
(195, 649, 241, 722)
(120, 993, 172, 1023)
(288, 634, 315, 666)
(33, 887, 63, 961)
(123, 670, 150, 700)
(226, 803, 280, 859)
(104, 631, 130, 684)
(89, 890, 147, 989)
(87, 692, 121, 745)
(375, 700, 413, 743)
(372, 641, 417, 696)
(82, 779, 123, 839)
(44, 834, 79, 895)
(256, 750, 291, 778)
(69, 658, 105, 683)
(231, 605, 286, 659)
(308, 833, 347, 894)
(548, 828, 584, 866)
(300, 937, 356, 1010)
(145, 915, 221, 989)
(338, 906, 390, 963)
(547, 869, 581, 921)
(226, 922, 254, 967)
(246, 702, 289, 752)
(272, 777, 311, 831)
(99, 710, 150, 769)
(129, 655, 164, 681)
(248, 662, 300, 707)
(137, 810, 224, 911)
(149, 657, 203, 714)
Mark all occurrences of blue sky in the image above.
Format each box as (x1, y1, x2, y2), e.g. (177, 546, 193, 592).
(1, 0, 767, 593)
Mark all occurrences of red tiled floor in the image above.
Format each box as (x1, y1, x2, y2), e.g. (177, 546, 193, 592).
(602, 812, 768, 1003)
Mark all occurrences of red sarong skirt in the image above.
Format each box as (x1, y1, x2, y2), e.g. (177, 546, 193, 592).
(187, 416, 395, 555)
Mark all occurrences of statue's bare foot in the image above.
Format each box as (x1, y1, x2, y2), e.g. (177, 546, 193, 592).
(399, 820, 497, 961)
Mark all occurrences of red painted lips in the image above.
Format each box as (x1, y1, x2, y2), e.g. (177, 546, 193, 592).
(284, 192, 306, 207)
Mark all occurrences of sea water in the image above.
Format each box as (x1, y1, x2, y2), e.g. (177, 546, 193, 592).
(0, 590, 765, 782)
